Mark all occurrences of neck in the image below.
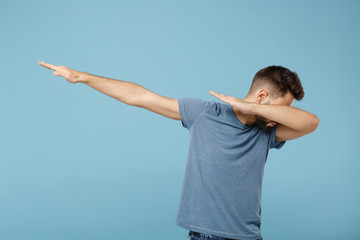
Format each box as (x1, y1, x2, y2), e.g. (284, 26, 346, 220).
(232, 95, 257, 126)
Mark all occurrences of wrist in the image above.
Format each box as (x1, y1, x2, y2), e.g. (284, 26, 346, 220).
(247, 102, 259, 115)
(77, 72, 92, 84)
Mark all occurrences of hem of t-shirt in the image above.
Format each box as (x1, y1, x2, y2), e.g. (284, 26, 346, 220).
(177, 97, 209, 131)
(175, 220, 262, 240)
(177, 98, 187, 129)
(274, 140, 286, 149)
(268, 124, 286, 150)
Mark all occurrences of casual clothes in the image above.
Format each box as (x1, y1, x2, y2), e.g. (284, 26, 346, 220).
(176, 98, 285, 240)
(188, 230, 263, 240)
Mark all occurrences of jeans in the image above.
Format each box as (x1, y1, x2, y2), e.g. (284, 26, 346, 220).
(187, 230, 263, 240)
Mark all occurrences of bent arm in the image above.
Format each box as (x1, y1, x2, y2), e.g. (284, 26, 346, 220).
(79, 73, 181, 120)
(249, 103, 319, 135)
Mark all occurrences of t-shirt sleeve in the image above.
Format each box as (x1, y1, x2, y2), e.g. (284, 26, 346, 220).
(177, 97, 208, 129)
(269, 124, 286, 149)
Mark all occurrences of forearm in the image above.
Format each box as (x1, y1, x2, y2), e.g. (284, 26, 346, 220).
(78, 72, 148, 105)
(249, 103, 319, 132)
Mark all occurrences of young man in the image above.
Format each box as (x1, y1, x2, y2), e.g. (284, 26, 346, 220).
(38, 61, 319, 240)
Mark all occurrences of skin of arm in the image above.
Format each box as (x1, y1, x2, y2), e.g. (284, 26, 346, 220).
(249, 103, 319, 133)
(78, 72, 149, 106)
(79, 73, 181, 120)
(209, 90, 319, 141)
(38, 61, 181, 120)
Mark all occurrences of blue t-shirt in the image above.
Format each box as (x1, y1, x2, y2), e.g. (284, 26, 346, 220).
(176, 97, 286, 240)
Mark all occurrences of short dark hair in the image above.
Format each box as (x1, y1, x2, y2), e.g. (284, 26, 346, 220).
(248, 65, 304, 101)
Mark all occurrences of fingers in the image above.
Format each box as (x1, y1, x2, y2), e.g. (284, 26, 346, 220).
(209, 90, 228, 100)
(209, 90, 231, 105)
(209, 90, 221, 98)
(209, 90, 221, 99)
(38, 61, 58, 71)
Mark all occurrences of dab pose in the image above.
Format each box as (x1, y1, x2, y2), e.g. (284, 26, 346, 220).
(39, 61, 319, 240)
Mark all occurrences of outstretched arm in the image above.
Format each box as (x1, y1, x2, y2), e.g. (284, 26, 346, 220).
(209, 90, 319, 141)
(38, 61, 181, 120)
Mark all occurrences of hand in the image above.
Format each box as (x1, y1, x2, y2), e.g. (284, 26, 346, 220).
(38, 61, 86, 84)
(209, 90, 253, 115)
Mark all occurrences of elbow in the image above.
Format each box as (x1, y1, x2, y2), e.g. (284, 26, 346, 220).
(311, 115, 320, 132)
(301, 115, 319, 134)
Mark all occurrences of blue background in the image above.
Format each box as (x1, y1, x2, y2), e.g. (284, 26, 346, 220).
(1, 0, 359, 239)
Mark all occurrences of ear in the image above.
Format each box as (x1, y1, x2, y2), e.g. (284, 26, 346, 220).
(257, 89, 270, 104)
